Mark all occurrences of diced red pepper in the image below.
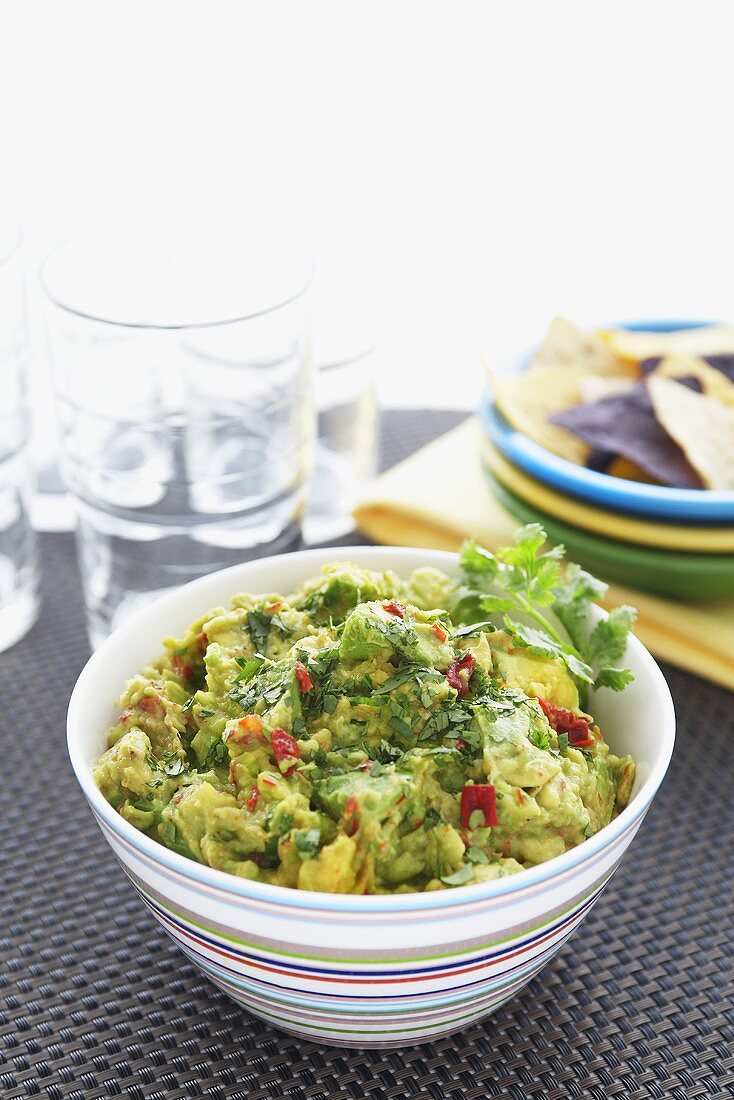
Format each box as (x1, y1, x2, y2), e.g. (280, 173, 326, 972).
(229, 714, 265, 747)
(446, 652, 476, 696)
(383, 601, 406, 618)
(460, 784, 498, 828)
(246, 786, 260, 812)
(344, 794, 360, 835)
(294, 661, 313, 693)
(270, 727, 301, 775)
(171, 655, 193, 681)
(139, 695, 163, 715)
(537, 698, 594, 747)
(197, 632, 208, 652)
(431, 623, 447, 642)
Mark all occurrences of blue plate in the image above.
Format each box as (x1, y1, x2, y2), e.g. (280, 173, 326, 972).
(480, 318, 734, 523)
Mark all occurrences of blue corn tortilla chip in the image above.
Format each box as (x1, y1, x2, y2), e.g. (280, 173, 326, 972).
(587, 449, 616, 473)
(550, 379, 704, 488)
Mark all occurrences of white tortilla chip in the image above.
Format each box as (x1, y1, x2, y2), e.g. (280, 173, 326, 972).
(490, 364, 590, 464)
(578, 375, 636, 403)
(600, 324, 734, 365)
(654, 354, 734, 406)
(648, 375, 734, 490)
(534, 316, 631, 376)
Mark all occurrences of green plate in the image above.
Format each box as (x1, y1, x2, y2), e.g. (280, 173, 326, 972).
(484, 466, 734, 598)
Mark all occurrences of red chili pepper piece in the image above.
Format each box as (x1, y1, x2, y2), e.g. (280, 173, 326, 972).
(537, 698, 594, 747)
(431, 622, 447, 642)
(344, 794, 360, 835)
(139, 695, 163, 714)
(383, 601, 406, 618)
(270, 727, 301, 775)
(171, 655, 193, 680)
(294, 662, 313, 693)
(229, 714, 264, 746)
(246, 786, 260, 812)
(446, 652, 476, 696)
(460, 784, 498, 828)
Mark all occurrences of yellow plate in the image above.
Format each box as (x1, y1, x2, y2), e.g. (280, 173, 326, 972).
(481, 437, 734, 553)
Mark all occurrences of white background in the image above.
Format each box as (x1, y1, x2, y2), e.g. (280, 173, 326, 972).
(2, 0, 734, 419)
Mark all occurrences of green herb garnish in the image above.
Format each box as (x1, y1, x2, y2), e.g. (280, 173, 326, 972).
(440, 863, 475, 886)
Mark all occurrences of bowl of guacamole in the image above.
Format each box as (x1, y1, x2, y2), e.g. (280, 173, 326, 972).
(68, 534, 675, 1045)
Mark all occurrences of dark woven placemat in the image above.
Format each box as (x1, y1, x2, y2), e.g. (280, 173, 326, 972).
(1, 411, 732, 1100)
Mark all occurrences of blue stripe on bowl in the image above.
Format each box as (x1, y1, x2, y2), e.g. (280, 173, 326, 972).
(132, 875, 609, 979)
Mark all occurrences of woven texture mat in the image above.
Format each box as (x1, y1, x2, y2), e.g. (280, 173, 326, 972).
(1, 411, 733, 1099)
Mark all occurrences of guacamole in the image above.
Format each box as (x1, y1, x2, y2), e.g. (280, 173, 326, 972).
(94, 548, 636, 894)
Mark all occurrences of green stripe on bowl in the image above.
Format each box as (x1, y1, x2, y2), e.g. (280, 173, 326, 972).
(484, 465, 734, 598)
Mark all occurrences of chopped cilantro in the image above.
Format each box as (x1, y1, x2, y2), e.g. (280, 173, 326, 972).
(465, 846, 490, 864)
(246, 610, 272, 651)
(162, 757, 186, 777)
(451, 620, 496, 639)
(203, 740, 229, 768)
(529, 727, 552, 752)
(293, 828, 321, 859)
(440, 863, 475, 886)
(234, 654, 266, 683)
(373, 665, 421, 695)
(388, 715, 412, 738)
(272, 812, 294, 836)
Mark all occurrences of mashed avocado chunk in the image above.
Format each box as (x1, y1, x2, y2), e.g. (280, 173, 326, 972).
(94, 542, 636, 894)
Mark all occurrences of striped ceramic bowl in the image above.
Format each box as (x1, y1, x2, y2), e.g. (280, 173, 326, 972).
(67, 547, 675, 1048)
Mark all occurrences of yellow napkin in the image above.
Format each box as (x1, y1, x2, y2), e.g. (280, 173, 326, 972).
(354, 418, 734, 691)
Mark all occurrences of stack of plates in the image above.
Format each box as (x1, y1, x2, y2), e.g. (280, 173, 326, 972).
(479, 320, 734, 599)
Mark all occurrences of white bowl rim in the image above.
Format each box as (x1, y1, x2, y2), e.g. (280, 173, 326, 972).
(67, 544, 676, 914)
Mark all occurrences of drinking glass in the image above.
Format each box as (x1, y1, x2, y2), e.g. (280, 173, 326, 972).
(0, 224, 40, 652)
(42, 219, 313, 648)
(305, 341, 377, 543)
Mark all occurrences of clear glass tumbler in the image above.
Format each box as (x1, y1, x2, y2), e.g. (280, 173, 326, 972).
(305, 341, 378, 543)
(0, 225, 40, 652)
(42, 219, 313, 648)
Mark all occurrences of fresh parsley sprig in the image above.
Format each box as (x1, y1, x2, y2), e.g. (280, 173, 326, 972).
(453, 526, 635, 692)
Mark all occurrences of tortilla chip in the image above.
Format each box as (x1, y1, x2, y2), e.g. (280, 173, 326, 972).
(535, 316, 633, 376)
(578, 375, 636, 403)
(647, 354, 734, 393)
(599, 324, 734, 366)
(649, 354, 734, 406)
(550, 382, 703, 489)
(490, 364, 591, 464)
(648, 375, 734, 490)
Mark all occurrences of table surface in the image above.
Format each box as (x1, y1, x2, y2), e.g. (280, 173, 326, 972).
(1, 411, 733, 1100)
